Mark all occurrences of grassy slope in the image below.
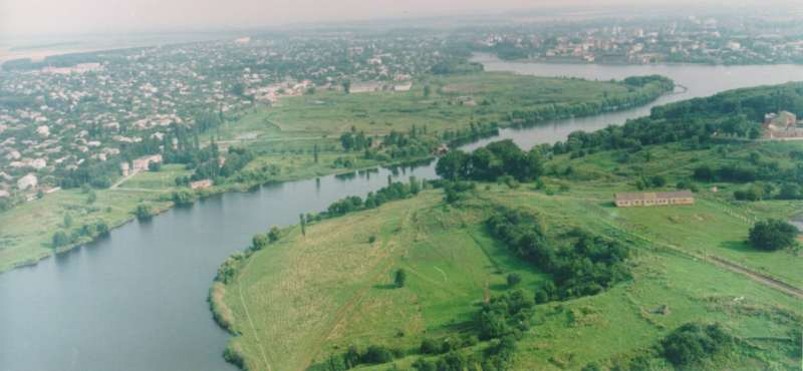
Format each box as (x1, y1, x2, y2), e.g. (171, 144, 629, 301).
(220, 175, 801, 370)
(0, 72, 666, 273)
(222, 192, 549, 370)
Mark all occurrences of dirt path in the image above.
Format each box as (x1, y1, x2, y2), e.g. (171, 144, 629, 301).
(580, 199, 803, 300)
(302, 208, 414, 369)
(237, 260, 273, 371)
(706, 255, 803, 299)
(110, 171, 138, 189)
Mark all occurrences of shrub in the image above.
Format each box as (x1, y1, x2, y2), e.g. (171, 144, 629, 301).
(506, 273, 521, 287)
(661, 323, 733, 367)
(135, 203, 154, 220)
(52, 230, 71, 247)
(748, 219, 799, 251)
(394, 268, 407, 288)
(361, 345, 394, 364)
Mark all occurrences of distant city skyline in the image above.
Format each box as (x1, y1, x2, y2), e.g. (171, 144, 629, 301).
(1, 0, 800, 37)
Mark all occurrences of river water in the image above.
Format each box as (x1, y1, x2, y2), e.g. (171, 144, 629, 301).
(2, 55, 803, 371)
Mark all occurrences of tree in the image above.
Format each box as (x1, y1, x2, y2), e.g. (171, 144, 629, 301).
(252, 234, 269, 251)
(87, 190, 97, 204)
(52, 230, 70, 247)
(63, 213, 74, 228)
(231, 82, 246, 97)
(148, 161, 161, 172)
(135, 203, 154, 220)
(423, 84, 431, 98)
(506, 273, 521, 287)
(342, 80, 351, 94)
(394, 268, 407, 288)
(435, 150, 469, 180)
(748, 219, 798, 251)
(172, 190, 194, 206)
(661, 323, 732, 367)
(268, 226, 281, 243)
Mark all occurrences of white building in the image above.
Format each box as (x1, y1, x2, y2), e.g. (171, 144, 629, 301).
(17, 173, 38, 190)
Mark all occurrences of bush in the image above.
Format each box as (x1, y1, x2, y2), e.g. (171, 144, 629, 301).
(506, 273, 521, 287)
(172, 189, 195, 206)
(748, 219, 799, 251)
(252, 234, 269, 251)
(52, 230, 71, 247)
(361, 345, 394, 364)
(268, 226, 281, 242)
(661, 323, 733, 367)
(420, 338, 440, 354)
(394, 268, 407, 288)
(135, 203, 154, 220)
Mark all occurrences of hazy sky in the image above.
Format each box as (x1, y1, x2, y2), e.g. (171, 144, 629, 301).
(1, 0, 800, 37)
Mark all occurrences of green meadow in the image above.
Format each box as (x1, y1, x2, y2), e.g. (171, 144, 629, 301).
(215, 136, 802, 370)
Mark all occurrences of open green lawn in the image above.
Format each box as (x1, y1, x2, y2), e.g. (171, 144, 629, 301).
(218, 180, 801, 370)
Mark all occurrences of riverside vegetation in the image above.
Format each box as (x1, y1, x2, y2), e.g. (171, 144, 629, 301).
(211, 82, 802, 370)
(0, 70, 673, 272)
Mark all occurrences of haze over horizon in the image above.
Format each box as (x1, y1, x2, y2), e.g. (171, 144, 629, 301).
(1, 0, 801, 38)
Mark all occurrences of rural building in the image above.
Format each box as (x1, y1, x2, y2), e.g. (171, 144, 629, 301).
(122, 154, 163, 176)
(763, 111, 803, 139)
(614, 190, 695, 207)
(190, 179, 213, 190)
(17, 173, 38, 191)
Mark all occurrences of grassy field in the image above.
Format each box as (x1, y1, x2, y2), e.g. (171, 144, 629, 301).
(218, 192, 548, 370)
(0, 72, 670, 273)
(0, 165, 189, 272)
(216, 176, 801, 370)
(215, 72, 647, 146)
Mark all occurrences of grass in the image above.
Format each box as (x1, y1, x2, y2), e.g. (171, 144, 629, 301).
(0, 71, 667, 273)
(217, 72, 639, 145)
(219, 191, 550, 370)
(218, 178, 801, 370)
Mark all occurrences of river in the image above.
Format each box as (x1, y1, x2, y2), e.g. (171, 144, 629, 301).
(2, 55, 803, 371)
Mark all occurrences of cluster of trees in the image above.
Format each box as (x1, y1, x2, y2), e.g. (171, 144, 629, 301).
(548, 82, 803, 159)
(51, 220, 110, 248)
(748, 219, 799, 251)
(409, 291, 530, 371)
(661, 323, 734, 368)
(487, 208, 630, 301)
(381, 129, 437, 160)
(215, 227, 282, 284)
(340, 129, 372, 152)
(323, 344, 402, 370)
(135, 203, 155, 221)
(325, 177, 422, 217)
(435, 140, 544, 182)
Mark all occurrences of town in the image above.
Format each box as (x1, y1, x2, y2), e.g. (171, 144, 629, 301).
(0, 34, 462, 208)
(468, 14, 803, 64)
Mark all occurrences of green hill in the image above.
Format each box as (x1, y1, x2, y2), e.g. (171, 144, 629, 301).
(211, 82, 803, 371)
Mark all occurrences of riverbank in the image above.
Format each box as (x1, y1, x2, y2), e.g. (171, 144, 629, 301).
(216, 166, 802, 370)
(215, 84, 803, 369)
(0, 71, 674, 274)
